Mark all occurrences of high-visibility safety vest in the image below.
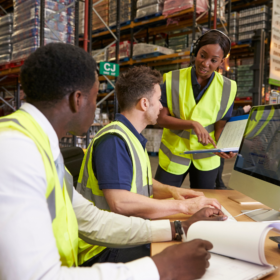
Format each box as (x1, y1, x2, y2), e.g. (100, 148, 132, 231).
(76, 121, 153, 265)
(0, 109, 79, 267)
(245, 107, 275, 139)
(159, 67, 236, 175)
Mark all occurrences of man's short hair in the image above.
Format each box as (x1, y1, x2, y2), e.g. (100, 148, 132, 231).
(115, 66, 162, 111)
(21, 43, 97, 104)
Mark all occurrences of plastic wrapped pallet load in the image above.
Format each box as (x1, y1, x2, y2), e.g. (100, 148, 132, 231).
(168, 35, 188, 52)
(108, 41, 132, 61)
(135, 0, 165, 19)
(137, 0, 164, 9)
(238, 5, 269, 42)
(12, 0, 75, 61)
(236, 65, 253, 99)
(109, 0, 131, 26)
(163, 0, 208, 16)
(225, 12, 239, 43)
(0, 14, 13, 65)
(133, 43, 174, 58)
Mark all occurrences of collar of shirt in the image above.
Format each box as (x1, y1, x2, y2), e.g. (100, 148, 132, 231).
(20, 103, 60, 161)
(191, 66, 215, 102)
(115, 113, 148, 150)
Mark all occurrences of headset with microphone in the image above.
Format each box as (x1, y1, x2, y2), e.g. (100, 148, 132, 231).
(190, 29, 232, 58)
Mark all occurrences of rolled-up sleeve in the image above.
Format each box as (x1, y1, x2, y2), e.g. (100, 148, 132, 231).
(73, 190, 172, 247)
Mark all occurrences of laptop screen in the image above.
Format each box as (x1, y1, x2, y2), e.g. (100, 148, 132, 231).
(234, 104, 280, 186)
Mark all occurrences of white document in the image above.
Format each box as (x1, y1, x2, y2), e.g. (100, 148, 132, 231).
(220, 205, 237, 222)
(200, 254, 277, 280)
(183, 115, 249, 154)
(216, 119, 248, 151)
(185, 221, 280, 280)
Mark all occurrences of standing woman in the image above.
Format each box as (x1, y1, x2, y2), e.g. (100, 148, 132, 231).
(156, 30, 237, 189)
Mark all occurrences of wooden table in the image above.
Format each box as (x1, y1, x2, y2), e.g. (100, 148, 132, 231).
(151, 189, 280, 280)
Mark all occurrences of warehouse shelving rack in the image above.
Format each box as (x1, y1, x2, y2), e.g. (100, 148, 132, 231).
(0, 0, 274, 147)
(0, 0, 82, 115)
(92, 0, 232, 108)
(92, 0, 271, 110)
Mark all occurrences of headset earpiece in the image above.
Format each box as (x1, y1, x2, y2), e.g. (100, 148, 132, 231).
(190, 29, 231, 58)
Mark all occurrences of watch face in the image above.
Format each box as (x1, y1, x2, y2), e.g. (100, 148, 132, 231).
(174, 221, 183, 241)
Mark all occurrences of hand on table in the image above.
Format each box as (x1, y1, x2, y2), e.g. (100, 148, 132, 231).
(180, 196, 221, 215)
(152, 239, 212, 280)
(169, 187, 204, 200)
(214, 151, 237, 159)
(181, 207, 227, 234)
(192, 121, 217, 147)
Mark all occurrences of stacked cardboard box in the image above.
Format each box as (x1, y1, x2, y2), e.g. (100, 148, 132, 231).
(238, 5, 269, 42)
(236, 64, 253, 99)
(225, 12, 238, 43)
(92, 0, 109, 32)
(79, 0, 109, 34)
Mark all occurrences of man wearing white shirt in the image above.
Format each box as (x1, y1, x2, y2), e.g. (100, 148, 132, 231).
(0, 43, 226, 280)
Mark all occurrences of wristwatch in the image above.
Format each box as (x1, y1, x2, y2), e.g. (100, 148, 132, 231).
(174, 220, 184, 241)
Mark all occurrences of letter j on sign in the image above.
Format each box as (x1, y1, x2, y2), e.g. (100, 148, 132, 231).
(99, 62, 119, 77)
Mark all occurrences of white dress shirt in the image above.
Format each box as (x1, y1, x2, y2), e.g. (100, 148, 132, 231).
(0, 103, 172, 280)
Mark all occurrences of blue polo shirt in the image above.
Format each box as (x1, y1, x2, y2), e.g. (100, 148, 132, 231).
(161, 67, 233, 120)
(92, 113, 147, 191)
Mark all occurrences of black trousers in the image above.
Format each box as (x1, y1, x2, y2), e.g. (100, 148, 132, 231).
(215, 158, 226, 189)
(155, 163, 219, 189)
(80, 244, 150, 267)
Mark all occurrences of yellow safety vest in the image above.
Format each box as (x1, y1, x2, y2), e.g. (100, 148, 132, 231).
(76, 121, 153, 265)
(0, 109, 79, 267)
(159, 67, 236, 175)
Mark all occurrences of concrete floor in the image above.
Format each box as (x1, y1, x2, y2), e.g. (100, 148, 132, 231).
(149, 156, 236, 189)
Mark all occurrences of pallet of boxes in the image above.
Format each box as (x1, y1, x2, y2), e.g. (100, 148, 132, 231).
(92, 0, 109, 32)
(12, 0, 75, 61)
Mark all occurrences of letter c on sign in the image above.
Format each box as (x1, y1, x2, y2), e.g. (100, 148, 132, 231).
(104, 63, 110, 71)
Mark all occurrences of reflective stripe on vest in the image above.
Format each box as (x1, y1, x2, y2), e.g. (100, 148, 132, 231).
(160, 142, 190, 166)
(169, 73, 232, 142)
(76, 139, 110, 210)
(77, 123, 153, 210)
(159, 67, 236, 174)
(76, 121, 153, 265)
(0, 117, 75, 222)
(47, 171, 73, 222)
(0, 112, 79, 267)
(171, 70, 181, 118)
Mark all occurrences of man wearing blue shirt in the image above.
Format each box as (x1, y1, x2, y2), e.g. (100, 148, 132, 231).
(77, 66, 221, 266)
